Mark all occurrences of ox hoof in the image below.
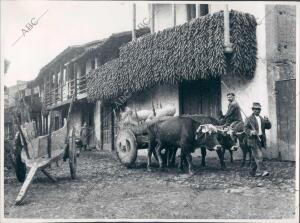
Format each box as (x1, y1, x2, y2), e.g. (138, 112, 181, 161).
(189, 170, 195, 176)
(221, 166, 227, 171)
(147, 167, 152, 172)
(159, 167, 165, 172)
(178, 168, 184, 174)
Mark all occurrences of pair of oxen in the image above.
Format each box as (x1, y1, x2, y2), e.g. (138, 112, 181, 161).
(146, 115, 251, 175)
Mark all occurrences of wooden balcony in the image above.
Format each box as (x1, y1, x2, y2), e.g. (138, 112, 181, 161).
(44, 76, 87, 109)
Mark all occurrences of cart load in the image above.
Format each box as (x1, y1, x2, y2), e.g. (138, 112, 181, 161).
(115, 105, 176, 167)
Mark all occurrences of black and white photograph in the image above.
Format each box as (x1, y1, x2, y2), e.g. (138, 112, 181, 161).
(0, 1, 299, 222)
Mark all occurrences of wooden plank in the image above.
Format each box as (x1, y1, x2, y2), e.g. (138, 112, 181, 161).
(41, 169, 57, 182)
(15, 165, 38, 205)
(47, 111, 53, 158)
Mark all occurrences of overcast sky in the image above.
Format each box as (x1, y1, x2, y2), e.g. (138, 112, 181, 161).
(1, 0, 148, 87)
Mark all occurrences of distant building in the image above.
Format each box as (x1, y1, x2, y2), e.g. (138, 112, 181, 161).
(4, 80, 28, 139)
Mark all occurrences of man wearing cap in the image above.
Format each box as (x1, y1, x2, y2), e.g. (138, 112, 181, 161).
(245, 102, 272, 177)
(221, 92, 243, 126)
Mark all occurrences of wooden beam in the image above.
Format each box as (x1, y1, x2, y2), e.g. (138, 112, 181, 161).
(172, 4, 176, 27)
(54, 70, 58, 104)
(74, 63, 77, 98)
(149, 4, 155, 33)
(15, 165, 38, 205)
(47, 111, 53, 158)
(41, 169, 57, 182)
(60, 64, 63, 102)
(100, 103, 103, 150)
(132, 3, 136, 40)
(196, 4, 201, 18)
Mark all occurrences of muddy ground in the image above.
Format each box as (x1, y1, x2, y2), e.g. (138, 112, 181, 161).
(4, 149, 296, 220)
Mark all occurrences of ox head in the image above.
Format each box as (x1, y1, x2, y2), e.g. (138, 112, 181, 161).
(216, 126, 242, 151)
(195, 124, 222, 151)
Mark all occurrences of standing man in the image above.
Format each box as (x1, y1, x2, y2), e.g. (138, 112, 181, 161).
(80, 122, 89, 151)
(221, 92, 243, 126)
(244, 102, 272, 177)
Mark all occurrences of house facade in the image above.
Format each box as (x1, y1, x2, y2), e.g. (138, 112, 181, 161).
(87, 3, 296, 161)
(24, 29, 149, 150)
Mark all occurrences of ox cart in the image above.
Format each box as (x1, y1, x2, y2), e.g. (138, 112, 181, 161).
(12, 99, 77, 205)
(115, 116, 172, 167)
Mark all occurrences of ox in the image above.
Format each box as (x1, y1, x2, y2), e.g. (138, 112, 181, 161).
(150, 115, 243, 171)
(147, 116, 223, 175)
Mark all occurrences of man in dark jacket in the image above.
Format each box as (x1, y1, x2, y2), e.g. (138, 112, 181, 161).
(80, 122, 89, 151)
(221, 92, 243, 126)
(244, 102, 272, 177)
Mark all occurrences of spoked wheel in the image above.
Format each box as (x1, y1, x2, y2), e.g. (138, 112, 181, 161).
(115, 129, 137, 168)
(13, 135, 27, 182)
(68, 127, 77, 179)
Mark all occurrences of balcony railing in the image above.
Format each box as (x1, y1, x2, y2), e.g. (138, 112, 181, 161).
(44, 76, 87, 108)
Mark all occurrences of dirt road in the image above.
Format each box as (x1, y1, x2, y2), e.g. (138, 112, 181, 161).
(4, 150, 296, 219)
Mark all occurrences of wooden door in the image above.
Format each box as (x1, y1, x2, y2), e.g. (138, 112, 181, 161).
(275, 79, 296, 161)
(179, 78, 221, 117)
(101, 103, 114, 151)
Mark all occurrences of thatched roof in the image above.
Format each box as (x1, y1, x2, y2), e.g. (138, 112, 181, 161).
(87, 10, 257, 102)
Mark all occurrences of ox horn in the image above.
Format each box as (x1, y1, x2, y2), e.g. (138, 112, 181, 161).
(196, 125, 205, 133)
(235, 131, 245, 136)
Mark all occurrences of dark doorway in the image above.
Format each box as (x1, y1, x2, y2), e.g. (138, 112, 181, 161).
(179, 78, 221, 117)
(54, 116, 60, 131)
(101, 103, 114, 151)
(275, 79, 296, 161)
(80, 102, 95, 147)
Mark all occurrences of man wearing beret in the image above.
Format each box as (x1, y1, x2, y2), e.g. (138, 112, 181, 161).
(244, 102, 272, 177)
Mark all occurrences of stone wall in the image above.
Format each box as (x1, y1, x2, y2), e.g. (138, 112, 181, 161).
(265, 5, 296, 161)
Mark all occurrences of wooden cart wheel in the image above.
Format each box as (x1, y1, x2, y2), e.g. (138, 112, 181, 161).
(14, 136, 27, 183)
(68, 127, 77, 179)
(115, 128, 138, 168)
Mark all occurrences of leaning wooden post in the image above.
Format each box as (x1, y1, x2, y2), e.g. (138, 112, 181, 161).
(15, 165, 38, 205)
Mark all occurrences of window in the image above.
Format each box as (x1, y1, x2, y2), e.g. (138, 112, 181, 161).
(187, 4, 196, 21)
(81, 63, 86, 76)
(96, 58, 101, 68)
(91, 58, 96, 69)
